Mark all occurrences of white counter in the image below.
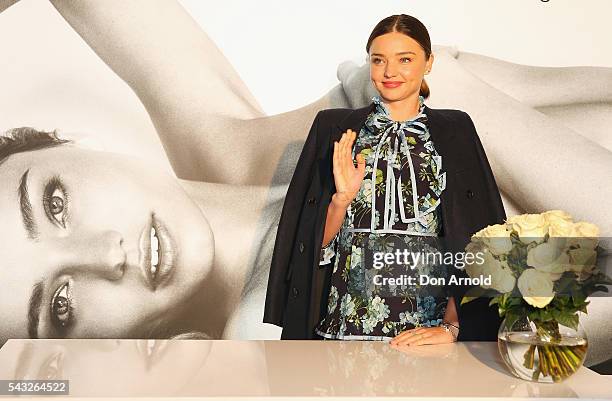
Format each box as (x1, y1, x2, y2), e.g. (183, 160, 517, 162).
(0, 339, 610, 399)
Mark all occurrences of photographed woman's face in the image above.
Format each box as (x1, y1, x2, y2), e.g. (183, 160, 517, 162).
(4, 340, 212, 396)
(0, 146, 214, 343)
(369, 31, 433, 103)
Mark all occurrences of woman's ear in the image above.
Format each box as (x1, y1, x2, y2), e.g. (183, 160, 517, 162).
(425, 53, 434, 75)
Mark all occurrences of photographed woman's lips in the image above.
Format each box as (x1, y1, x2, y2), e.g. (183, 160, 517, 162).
(383, 81, 402, 88)
(139, 213, 177, 291)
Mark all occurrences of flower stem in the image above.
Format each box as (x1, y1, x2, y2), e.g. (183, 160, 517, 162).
(523, 344, 536, 370)
(537, 346, 549, 377)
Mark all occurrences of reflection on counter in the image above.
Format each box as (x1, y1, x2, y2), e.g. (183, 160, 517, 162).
(0, 339, 607, 398)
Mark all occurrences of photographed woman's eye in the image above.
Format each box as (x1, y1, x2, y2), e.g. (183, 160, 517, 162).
(43, 177, 69, 228)
(400, 57, 412, 63)
(371, 57, 384, 65)
(50, 281, 73, 329)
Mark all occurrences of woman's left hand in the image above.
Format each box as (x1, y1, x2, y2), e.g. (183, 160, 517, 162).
(389, 326, 455, 346)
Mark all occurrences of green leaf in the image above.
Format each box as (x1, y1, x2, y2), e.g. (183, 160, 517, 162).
(556, 312, 579, 331)
(504, 310, 521, 330)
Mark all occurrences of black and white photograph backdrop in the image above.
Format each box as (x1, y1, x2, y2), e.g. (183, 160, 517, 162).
(0, 0, 610, 368)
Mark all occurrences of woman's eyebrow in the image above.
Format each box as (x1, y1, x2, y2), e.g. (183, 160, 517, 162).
(18, 169, 39, 240)
(28, 280, 44, 339)
(370, 51, 416, 57)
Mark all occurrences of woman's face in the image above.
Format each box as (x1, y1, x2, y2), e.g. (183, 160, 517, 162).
(369, 31, 433, 103)
(0, 145, 214, 343)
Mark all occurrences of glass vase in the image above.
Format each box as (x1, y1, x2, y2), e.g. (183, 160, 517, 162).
(497, 315, 588, 383)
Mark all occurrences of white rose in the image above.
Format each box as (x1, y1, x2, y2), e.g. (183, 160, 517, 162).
(489, 259, 517, 294)
(542, 210, 573, 224)
(546, 272, 563, 282)
(517, 269, 555, 308)
(507, 214, 548, 243)
(548, 219, 574, 237)
(570, 222, 600, 249)
(464, 256, 485, 280)
(547, 219, 574, 250)
(526, 242, 570, 274)
(467, 252, 516, 294)
(473, 224, 513, 255)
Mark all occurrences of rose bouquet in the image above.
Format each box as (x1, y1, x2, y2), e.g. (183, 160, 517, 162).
(461, 210, 612, 382)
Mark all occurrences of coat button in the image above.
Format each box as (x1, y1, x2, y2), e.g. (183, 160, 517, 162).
(466, 189, 474, 199)
(307, 197, 317, 205)
(299, 242, 305, 253)
(291, 287, 299, 298)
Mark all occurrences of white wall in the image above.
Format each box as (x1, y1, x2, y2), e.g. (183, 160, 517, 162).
(181, 0, 612, 115)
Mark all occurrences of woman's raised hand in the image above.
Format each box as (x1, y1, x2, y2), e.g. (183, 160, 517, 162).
(332, 129, 366, 209)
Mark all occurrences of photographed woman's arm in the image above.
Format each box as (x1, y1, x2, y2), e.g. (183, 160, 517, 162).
(425, 50, 612, 237)
(46, 0, 343, 186)
(0, 0, 18, 13)
(455, 51, 612, 107)
(48, 0, 266, 182)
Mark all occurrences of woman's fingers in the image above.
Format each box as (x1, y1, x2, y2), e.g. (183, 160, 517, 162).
(333, 130, 363, 199)
(356, 153, 366, 177)
(390, 327, 424, 344)
(390, 327, 453, 346)
(343, 129, 356, 169)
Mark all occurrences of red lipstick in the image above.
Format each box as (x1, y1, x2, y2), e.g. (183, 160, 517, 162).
(382, 81, 402, 88)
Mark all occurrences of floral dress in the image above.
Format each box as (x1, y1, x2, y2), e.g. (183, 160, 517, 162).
(315, 96, 449, 341)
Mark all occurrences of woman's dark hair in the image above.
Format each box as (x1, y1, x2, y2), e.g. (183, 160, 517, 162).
(366, 14, 432, 99)
(0, 128, 71, 167)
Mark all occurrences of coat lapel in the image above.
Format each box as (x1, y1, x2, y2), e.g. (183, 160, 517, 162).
(334, 103, 376, 141)
(423, 105, 456, 242)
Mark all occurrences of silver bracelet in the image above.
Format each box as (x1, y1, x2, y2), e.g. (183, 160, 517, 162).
(441, 322, 459, 341)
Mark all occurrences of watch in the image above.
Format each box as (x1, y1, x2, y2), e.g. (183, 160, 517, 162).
(441, 322, 459, 341)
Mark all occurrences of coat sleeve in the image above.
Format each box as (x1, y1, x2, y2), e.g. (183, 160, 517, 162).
(463, 111, 506, 225)
(454, 111, 507, 341)
(263, 111, 323, 327)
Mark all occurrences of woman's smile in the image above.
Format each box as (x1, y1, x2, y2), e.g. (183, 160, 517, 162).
(382, 81, 403, 88)
(138, 213, 177, 292)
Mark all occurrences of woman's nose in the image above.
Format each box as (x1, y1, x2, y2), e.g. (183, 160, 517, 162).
(54, 230, 126, 280)
(384, 61, 398, 78)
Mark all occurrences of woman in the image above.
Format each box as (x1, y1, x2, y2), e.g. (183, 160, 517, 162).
(1, 0, 610, 363)
(264, 14, 506, 343)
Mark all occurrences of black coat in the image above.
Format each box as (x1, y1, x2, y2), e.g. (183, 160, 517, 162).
(263, 103, 506, 341)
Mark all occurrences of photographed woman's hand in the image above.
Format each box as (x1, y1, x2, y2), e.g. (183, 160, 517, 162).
(332, 129, 366, 209)
(389, 326, 456, 346)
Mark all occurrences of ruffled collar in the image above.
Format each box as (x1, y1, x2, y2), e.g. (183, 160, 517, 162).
(371, 95, 426, 123)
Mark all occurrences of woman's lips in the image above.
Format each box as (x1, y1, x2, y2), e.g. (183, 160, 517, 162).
(139, 213, 177, 291)
(383, 81, 403, 88)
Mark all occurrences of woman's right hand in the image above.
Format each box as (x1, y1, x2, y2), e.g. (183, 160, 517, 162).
(332, 129, 366, 209)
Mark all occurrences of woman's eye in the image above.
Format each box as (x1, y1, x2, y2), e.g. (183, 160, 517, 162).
(371, 58, 384, 65)
(400, 57, 412, 63)
(51, 282, 73, 329)
(43, 178, 68, 228)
